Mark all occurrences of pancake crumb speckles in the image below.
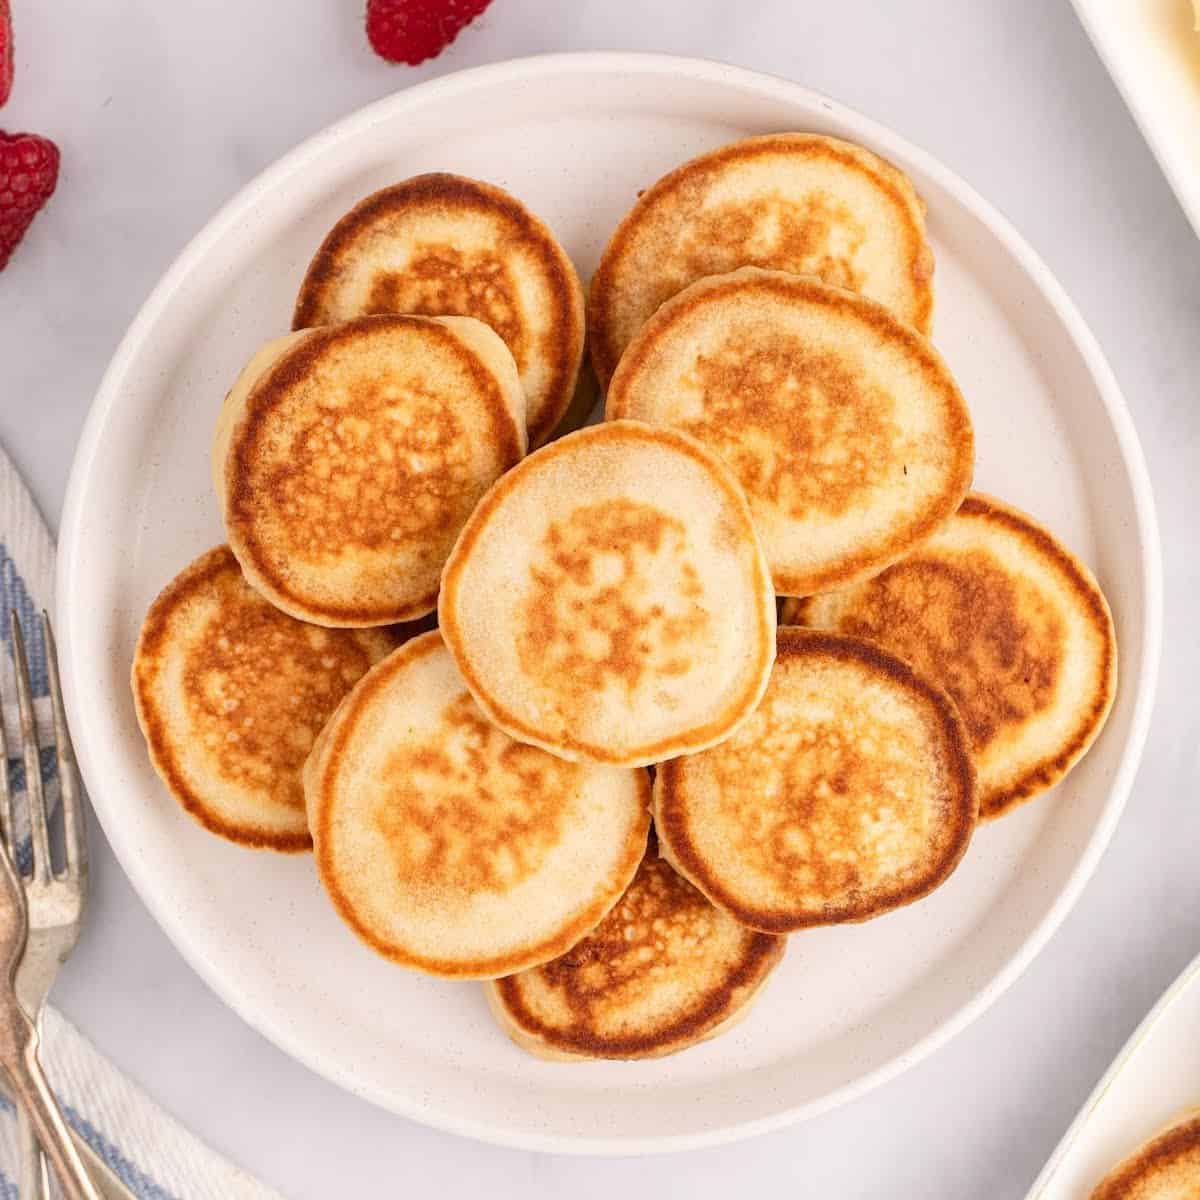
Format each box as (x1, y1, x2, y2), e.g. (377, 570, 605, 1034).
(518, 498, 711, 701)
(131, 545, 396, 851)
(374, 693, 573, 893)
(487, 848, 785, 1059)
(364, 245, 527, 369)
(680, 329, 900, 521)
(785, 493, 1117, 818)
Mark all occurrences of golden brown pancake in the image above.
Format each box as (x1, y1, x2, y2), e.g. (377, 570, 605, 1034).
(303, 631, 651, 979)
(606, 268, 974, 596)
(438, 420, 777, 768)
(486, 839, 785, 1060)
(1091, 1110, 1200, 1199)
(214, 313, 524, 627)
(655, 628, 977, 932)
(782, 493, 1118, 819)
(293, 173, 585, 447)
(588, 132, 934, 388)
(131, 545, 396, 851)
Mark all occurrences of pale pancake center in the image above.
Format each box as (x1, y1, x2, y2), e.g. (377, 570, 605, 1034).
(365, 244, 528, 371)
(673, 191, 867, 305)
(517, 497, 712, 704)
(678, 327, 900, 521)
(710, 665, 939, 901)
(373, 692, 573, 893)
(313, 634, 650, 973)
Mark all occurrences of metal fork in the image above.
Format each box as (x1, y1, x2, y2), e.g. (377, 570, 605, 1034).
(0, 613, 100, 1200)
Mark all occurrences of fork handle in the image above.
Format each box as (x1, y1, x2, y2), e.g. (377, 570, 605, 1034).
(18, 1092, 50, 1199)
(6, 1031, 101, 1200)
(18, 1010, 50, 1200)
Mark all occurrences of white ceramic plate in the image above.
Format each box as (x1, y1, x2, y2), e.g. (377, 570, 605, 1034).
(1028, 950, 1200, 1198)
(57, 53, 1161, 1154)
(1071, 0, 1200, 240)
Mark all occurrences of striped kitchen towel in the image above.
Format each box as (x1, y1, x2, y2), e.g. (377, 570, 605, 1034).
(0, 441, 284, 1200)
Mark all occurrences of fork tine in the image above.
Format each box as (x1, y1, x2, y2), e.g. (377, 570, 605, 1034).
(42, 613, 85, 881)
(0, 661, 11, 858)
(11, 612, 51, 882)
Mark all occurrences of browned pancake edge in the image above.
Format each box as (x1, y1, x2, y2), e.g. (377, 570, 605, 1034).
(655, 628, 977, 931)
(293, 172, 585, 447)
(605, 270, 974, 596)
(308, 632, 654, 978)
(588, 133, 934, 388)
(224, 314, 523, 626)
(783, 492, 1118, 818)
(488, 847, 785, 1059)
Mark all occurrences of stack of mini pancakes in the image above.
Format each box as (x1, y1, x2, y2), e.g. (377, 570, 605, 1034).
(132, 135, 1117, 1061)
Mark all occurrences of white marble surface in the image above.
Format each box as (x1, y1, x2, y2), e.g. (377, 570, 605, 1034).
(1, 1, 1197, 1196)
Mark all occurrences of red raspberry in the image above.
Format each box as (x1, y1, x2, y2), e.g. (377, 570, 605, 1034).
(0, 0, 12, 107)
(0, 132, 59, 271)
(366, 0, 493, 66)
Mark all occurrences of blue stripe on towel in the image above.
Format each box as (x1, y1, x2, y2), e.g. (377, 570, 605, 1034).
(0, 545, 47, 698)
(0, 1092, 180, 1200)
(2, 746, 60, 875)
(0, 544, 184, 1199)
(64, 1105, 181, 1200)
(6, 747, 60, 797)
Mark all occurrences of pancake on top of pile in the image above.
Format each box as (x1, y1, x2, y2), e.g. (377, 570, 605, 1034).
(588, 131, 935, 388)
(606, 268, 974, 597)
(293, 173, 585, 448)
(438, 419, 777, 768)
(783, 493, 1117, 819)
(655, 628, 977, 932)
(214, 313, 524, 628)
(1091, 1109, 1200, 1200)
(487, 837, 785, 1060)
(131, 545, 397, 851)
(303, 631, 650, 979)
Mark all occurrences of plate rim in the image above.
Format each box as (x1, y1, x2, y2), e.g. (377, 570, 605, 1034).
(1025, 948, 1200, 1198)
(1068, 0, 1200, 243)
(56, 51, 1164, 1155)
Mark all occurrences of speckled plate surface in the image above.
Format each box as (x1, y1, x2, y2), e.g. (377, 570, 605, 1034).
(57, 54, 1160, 1153)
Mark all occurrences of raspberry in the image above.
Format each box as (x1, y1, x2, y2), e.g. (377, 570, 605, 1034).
(366, 0, 493, 66)
(0, 0, 12, 107)
(0, 132, 59, 271)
